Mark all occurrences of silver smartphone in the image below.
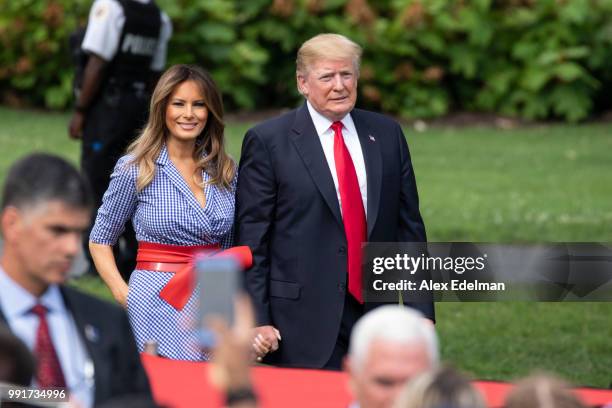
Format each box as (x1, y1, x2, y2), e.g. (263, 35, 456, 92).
(195, 256, 241, 348)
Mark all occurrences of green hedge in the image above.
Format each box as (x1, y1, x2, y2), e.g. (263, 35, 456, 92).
(0, 0, 89, 109)
(2, 0, 612, 121)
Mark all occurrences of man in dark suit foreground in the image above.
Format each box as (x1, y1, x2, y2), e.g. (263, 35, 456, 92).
(0, 153, 152, 407)
(235, 33, 434, 370)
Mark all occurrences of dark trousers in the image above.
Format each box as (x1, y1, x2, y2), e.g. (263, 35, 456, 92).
(81, 84, 148, 280)
(323, 293, 364, 370)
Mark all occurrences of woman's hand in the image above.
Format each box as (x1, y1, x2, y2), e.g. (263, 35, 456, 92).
(208, 295, 256, 392)
(251, 325, 281, 362)
(89, 242, 129, 308)
(111, 281, 129, 308)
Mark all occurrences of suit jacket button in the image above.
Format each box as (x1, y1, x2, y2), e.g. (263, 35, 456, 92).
(338, 246, 346, 255)
(338, 283, 346, 292)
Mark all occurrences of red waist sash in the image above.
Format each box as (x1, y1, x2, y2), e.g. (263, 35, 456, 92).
(136, 242, 253, 311)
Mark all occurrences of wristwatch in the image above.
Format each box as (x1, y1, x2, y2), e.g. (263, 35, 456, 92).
(225, 387, 257, 405)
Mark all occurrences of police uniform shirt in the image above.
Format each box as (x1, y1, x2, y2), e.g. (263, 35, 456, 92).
(82, 0, 172, 70)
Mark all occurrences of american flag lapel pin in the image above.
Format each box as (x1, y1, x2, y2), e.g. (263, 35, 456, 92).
(369, 134, 376, 142)
(84, 324, 100, 343)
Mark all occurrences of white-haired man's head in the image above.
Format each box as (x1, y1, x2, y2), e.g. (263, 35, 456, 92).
(345, 305, 439, 408)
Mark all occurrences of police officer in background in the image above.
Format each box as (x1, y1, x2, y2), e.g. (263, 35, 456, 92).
(68, 0, 172, 279)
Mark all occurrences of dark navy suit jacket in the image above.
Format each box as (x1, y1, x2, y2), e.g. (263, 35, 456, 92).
(0, 286, 152, 405)
(235, 103, 434, 368)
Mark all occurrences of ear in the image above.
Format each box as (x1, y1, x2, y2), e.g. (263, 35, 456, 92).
(296, 72, 308, 97)
(344, 356, 358, 395)
(0, 207, 22, 243)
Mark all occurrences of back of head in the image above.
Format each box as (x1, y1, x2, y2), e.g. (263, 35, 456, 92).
(0, 326, 35, 386)
(505, 374, 587, 408)
(1, 153, 92, 213)
(394, 366, 486, 408)
(296, 33, 362, 76)
(349, 305, 439, 371)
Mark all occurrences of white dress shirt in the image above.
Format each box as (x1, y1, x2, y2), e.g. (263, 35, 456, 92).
(306, 101, 368, 217)
(0, 266, 94, 408)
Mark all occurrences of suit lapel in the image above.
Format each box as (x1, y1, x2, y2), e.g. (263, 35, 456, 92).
(352, 109, 382, 239)
(60, 287, 98, 361)
(0, 288, 93, 349)
(290, 104, 344, 228)
(60, 287, 101, 402)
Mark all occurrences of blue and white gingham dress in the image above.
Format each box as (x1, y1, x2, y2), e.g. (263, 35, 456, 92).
(90, 145, 235, 360)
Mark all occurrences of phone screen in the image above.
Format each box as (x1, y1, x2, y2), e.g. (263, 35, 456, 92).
(195, 256, 241, 348)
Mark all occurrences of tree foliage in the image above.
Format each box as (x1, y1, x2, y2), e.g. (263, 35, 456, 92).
(2, 0, 612, 121)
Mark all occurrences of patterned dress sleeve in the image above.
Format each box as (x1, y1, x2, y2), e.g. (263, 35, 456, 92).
(219, 164, 238, 249)
(90, 155, 139, 245)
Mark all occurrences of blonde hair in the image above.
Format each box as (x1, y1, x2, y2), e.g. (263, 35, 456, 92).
(505, 373, 587, 408)
(296, 33, 362, 76)
(394, 366, 486, 408)
(127, 64, 235, 191)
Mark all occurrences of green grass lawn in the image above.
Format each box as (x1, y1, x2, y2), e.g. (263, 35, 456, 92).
(1, 106, 611, 387)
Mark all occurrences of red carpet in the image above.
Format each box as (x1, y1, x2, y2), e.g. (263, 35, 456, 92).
(141, 354, 612, 407)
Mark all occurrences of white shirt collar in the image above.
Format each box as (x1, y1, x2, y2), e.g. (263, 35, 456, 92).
(306, 100, 358, 137)
(0, 265, 65, 319)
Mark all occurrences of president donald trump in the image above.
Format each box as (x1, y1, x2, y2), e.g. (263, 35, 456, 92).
(235, 33, 434, 370)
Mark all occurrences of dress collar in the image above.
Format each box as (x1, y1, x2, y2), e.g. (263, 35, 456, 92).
(155, 143, 170, 166)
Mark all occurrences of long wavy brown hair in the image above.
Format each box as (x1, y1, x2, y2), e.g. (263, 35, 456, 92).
(127, 64, 235, 191)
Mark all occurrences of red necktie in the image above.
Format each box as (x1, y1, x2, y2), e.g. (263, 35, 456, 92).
(31, 304, 66, 388)
(331, 121, 366, 303)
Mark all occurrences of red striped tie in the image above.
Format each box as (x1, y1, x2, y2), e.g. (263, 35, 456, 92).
(331, 121, 366, 303)
(31, 304, 66, 388)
